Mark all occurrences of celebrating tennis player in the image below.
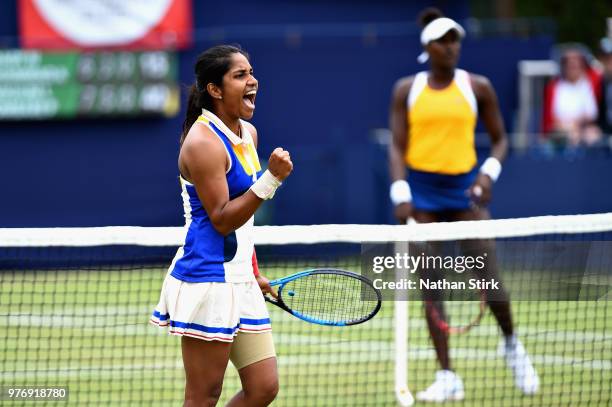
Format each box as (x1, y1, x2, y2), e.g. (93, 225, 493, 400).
(150, 44, 292, 406)
(388, 8, 539, 402)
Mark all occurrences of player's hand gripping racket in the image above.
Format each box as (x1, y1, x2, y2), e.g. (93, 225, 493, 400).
(426, 292, 487, 335)
(264, 269, 382, 326)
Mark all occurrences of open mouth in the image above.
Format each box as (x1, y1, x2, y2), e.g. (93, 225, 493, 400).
(243, 90, 256, 109)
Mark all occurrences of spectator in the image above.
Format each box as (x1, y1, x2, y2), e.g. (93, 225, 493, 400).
(597, 37, 612, 137)
(542, 44, 602, 149)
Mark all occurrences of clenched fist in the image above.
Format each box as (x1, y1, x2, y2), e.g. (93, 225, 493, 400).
(268, 147, 293, 181)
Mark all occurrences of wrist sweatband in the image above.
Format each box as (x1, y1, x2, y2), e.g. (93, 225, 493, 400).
(480, 157, 502, 182)
(251, 170, 282, 200)
(390, 180, 412, 206)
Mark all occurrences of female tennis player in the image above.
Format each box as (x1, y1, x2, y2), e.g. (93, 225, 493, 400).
(388, 8, 539, 402)
(150, 45, 292, 406)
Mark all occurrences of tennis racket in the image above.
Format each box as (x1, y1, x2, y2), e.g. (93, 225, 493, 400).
(426, 292, 487, 335)
(264, 268, 382, 326)
(407, 218, 487, 335)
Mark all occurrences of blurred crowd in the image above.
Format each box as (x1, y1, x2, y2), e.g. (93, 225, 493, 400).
(540, 37, 612, 156)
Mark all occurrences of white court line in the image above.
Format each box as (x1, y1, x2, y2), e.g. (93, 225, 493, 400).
(3, 311, 610, 343)
(1, 342, 609, 381)
(3, 308, 610, 381)
(406, 319, 612, 343)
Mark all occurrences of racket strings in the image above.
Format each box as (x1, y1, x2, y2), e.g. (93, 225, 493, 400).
(281, 273, 376, 323)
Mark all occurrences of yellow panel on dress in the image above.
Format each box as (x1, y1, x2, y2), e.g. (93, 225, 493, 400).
(196, 115, 262, 176)
(232, 142, 262, 176)
(406, 81, 477, 175)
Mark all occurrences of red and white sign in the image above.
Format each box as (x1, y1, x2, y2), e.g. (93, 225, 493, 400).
(19, 0, 192, 50)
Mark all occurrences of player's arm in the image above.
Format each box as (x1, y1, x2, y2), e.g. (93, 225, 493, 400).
(181, 125, 291, 236)
(472, 75, 508, 164)
(388, 77, 412, 182)
(388, 76, 413, 223)
(242, 122, 279, 297)
(470, 75, 509, 205)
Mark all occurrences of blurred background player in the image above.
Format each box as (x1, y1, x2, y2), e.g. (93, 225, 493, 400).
(150, 45, 293, 407)
(387, 8, 539, 402)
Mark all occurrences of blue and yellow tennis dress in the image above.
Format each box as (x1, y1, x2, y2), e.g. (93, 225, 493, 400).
(406, 69, 478, 212)
(150, 109, 272, 342)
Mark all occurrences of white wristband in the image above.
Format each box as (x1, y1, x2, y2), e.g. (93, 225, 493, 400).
(480, 157, 502, 183)
(251, 170, 282, 200)
(390, 180, 412, 206)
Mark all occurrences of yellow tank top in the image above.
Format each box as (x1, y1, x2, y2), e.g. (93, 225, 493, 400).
(406, 69, 477, 175)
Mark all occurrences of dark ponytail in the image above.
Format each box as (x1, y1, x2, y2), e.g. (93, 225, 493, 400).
(181, 84, 201, 145)
(418, 7, 444, 28)
(180, 44, 250, 144)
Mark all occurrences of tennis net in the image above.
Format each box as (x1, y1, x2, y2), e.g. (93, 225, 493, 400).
(0, 213, 610, 406)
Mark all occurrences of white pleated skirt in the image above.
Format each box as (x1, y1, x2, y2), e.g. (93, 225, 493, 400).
(150, 274, 272, 342)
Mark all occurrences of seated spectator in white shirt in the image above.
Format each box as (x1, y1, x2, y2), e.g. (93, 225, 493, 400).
(597, 38, 612, 137)
(543, 46, 602, 147)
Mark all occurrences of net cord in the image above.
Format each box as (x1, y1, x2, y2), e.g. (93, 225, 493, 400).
(1, 212, 611, 247)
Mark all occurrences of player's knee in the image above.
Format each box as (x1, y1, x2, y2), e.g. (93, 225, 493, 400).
(261, 377, 280, 404)
(209, 382, 224, 403)
(268, 377, 280, 400)
(486, 288, 510, 303)
(246, 376, 279, 405)
(185, 380, 223, 407)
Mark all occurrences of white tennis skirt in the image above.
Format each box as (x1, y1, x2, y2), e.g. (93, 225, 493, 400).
(149, 274, 272, 342)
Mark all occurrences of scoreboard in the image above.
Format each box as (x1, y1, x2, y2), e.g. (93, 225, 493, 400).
(0, 50, 180, 119)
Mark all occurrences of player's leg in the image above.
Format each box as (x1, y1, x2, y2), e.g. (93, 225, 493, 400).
(227, 332, 278, 406)
(414, 209, 451, 365)
(418, 274, 464, 401)
(227, 280, 278, 406)
(415, 210, 452, 369)
(414, 210, 465, 402)
(451, 207, 514, 336)
(422, 265, 452, 371)
(181, 336, 232, 406)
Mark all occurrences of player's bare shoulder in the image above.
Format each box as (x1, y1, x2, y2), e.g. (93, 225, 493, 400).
(182, 122, 225, 157)
(468, 73, 495, 99)
(392, 76, 416, 103)
(179, 121, 227, 179)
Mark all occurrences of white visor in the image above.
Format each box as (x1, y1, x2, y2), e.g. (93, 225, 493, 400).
(417, 17, 465, 63)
